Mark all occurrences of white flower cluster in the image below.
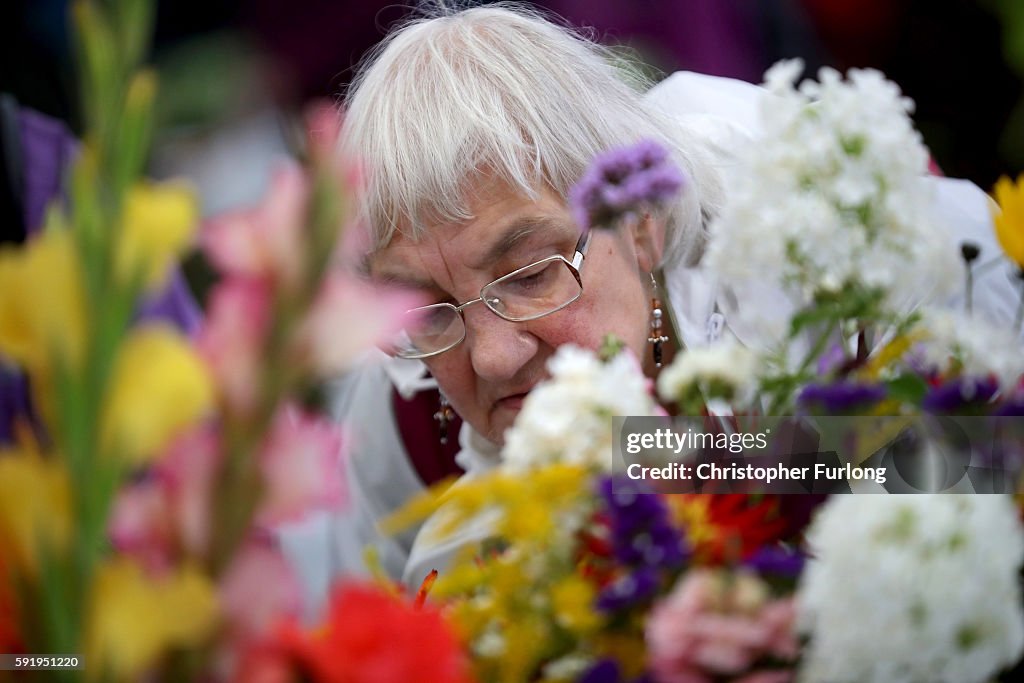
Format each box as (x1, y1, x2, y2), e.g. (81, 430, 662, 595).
(656, 341, 759, 408)
(502, 345, 658, 472)
(797, 495, 1024, 683)
(705, 59, 958, 315)
(911, 307, 1024, 388)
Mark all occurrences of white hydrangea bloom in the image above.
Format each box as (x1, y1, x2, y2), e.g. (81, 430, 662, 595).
(656, 341, 760, 407)
(797, 496, 1024, 683)
(502, 345, 657, 472)
(706, 60, 959, 319)
(912, 308, 1024, 387)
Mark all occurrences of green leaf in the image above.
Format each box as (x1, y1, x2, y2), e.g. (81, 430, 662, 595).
(113, 0, 155, 72)
(599, 334, 626, 361)
(110, 69, 157, 202)
(885, 374, 929, 406)
(73, 1, 119, 137)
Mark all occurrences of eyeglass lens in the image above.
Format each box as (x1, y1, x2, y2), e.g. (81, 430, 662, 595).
(396, 258, 582, 357)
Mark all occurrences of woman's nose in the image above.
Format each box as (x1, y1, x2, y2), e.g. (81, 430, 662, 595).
(462, 305, 538, 383)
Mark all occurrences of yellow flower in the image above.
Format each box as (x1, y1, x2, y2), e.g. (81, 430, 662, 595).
(85, 558, 218, 681)
(666, 495, 718, 548)
(858, 331, 920, 381)
(116, 181, 198, 290)
(0, 450, 71, 575)
(992, 174, 1024, 269)
(0, 229, 87, 373)
(550, 575, 602, 634)
(101, 326, 213, 464)
(499, 502, 555, 541)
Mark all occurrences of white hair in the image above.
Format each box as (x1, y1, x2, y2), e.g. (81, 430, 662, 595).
(342, 2, 723, 267)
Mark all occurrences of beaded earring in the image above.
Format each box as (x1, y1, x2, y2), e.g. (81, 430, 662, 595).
(648, 273, 669, 368)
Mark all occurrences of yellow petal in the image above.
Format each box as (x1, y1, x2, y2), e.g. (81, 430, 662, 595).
(992, 174, 1024, 269)
(116, 181, 198, 290)
(85, 559, 218, 681)
(0, 230, 87, 373)
(550, 575, 601, 633)
(0, 451, 71, 576)
(101, 326, 213, 464)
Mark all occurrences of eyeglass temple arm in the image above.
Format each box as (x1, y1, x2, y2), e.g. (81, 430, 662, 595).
(570, 230, 592, 269)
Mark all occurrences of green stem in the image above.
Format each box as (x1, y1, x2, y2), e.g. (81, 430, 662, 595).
(766, 320, 839, 415)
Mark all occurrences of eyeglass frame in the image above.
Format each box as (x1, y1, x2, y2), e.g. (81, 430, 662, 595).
(393, 229, 593, 359)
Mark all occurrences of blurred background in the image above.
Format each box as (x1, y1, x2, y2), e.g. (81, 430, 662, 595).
(3, 0, 1024, 255)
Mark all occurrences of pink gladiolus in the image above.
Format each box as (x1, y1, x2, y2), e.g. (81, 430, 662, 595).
(646, 570, 797, 683)
(220, 537, 304, 640)
(305, 100, 343, 164)
(109, 477, 175, 572)
(108, 425, 222, 567)
(196, 278, 272, 417)
(202, 164, 308, 289)
(299, 271, 422, 374)
(157, 424, 223, 557)
(258, 404, 347, 524)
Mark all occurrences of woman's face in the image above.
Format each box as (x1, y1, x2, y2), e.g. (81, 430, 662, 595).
(369, 180, 662, 445)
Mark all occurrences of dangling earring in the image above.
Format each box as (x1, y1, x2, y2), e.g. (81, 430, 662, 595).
(434, 391, 456, 444)
(648, 273, 668, 368)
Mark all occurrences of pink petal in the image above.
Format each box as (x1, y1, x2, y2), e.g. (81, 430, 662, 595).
(690, 640, 756, 676)
(108, 478, 174, 572)
(220, 538, 303, 639)
(201, 164, 308, 287)
(258, 404, 348, 523)
(300, 271, 423, 374)
(689, 615, 772, 649)
(305, 100, 342, 163)
(196, 278, 272, 416)
(155, 424, 223, 557)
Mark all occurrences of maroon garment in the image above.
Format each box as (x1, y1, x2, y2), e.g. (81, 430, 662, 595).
(392, 387, 464, 487)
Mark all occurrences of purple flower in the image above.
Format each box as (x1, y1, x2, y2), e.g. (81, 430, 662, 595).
(922, 376, 999, 414)
(742, 543, 806, 577)
(577, 660, 653, 683)
(816, 342, 848, 376)
(577, 659, 621, 683)
(994, 392, 1024, 416)
(569, 140, 686, 231)
(797, 381, 887, 414)
(598, 477, 687, 568)
(596, 566, 659, 613)
(0, 367, 43, 447)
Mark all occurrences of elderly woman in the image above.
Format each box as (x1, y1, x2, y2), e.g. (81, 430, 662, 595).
(279, 4, 1018, 603)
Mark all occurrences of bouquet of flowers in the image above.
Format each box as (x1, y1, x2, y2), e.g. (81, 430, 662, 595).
(394, 61, 1024, 683)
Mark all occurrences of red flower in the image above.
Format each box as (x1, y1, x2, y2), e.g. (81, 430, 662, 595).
(673, 494, 791, 565)
(576, 512, 616, 587)
(276, 581, 474, 683)
(0, 557, 22, 654)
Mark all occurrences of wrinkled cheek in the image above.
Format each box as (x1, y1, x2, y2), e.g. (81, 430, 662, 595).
(536, 291, 648, 358)
(422, 354, 475, 409)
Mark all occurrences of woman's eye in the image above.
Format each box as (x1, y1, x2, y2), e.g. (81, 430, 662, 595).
(506, 262, 556, 293)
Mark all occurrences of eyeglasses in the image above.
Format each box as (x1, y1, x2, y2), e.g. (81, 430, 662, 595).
(390, 231, 592, 359)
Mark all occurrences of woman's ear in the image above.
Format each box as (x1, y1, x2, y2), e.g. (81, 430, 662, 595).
(630, 213, 665, 273)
